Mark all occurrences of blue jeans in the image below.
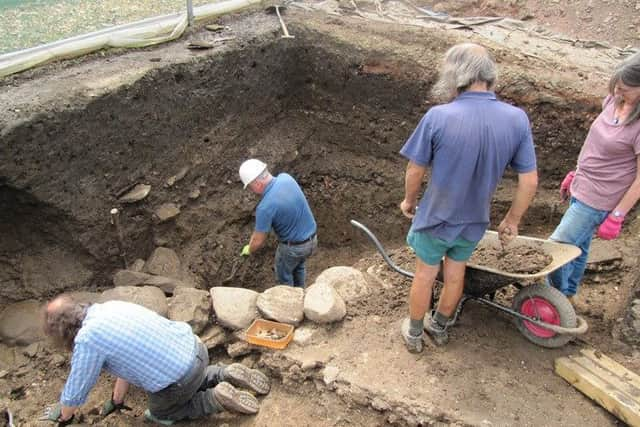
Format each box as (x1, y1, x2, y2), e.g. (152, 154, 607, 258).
(275, 235, 317, 287)
(547, 198, 608, 297)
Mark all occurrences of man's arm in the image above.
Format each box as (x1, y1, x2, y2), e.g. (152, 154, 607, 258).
(498, 170, 538, 245)
(247, 231, 268, 253)
(400, 161, 427, 218)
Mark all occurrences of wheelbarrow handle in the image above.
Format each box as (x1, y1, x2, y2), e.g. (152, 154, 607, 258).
(350, 220, 414, 279)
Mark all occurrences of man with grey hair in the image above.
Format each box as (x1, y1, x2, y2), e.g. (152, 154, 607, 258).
(41, 295, 270, 425)
(399, 43, 538, 352)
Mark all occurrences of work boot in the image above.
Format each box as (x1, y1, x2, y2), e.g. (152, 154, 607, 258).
(424, 313, 449, 346)
(143, 409, 175, 426)
(401, 318, 424, 353)
(224, 363, 271, 395)
(213, 382, 260, 414)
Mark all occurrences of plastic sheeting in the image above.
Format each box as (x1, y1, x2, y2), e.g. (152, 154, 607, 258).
(0, 0, 262, 78)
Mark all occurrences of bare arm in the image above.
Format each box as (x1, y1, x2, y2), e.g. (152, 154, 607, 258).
(498, 170, 538, 244)
(400, 161, 427, 218)
(248, 231, 268, 253)
(612, 156, 640, 216)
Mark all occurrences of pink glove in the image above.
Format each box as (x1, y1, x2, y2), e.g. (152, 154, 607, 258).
(597, 215, 623, 240)
(560, 171, 575, 201)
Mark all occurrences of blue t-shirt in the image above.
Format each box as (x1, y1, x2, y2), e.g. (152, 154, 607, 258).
(400, 91, 537, 242)
(255, 173, 317, 242)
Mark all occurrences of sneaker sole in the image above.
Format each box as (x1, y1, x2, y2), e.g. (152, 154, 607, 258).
(225, 363, 271, 395)
(213, 382, 259, 414)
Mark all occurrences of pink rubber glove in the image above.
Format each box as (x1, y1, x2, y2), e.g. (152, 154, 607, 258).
(560, 170, 575, 201)
(597, 215, 623, 240)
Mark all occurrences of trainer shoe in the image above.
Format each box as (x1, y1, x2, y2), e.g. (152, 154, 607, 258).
(224, 363, 271, 395)
(424, 316, 449, 346)
(213, 382, 260, 414)
(143, 409, 175, 426)
(401, 318, 424, 353)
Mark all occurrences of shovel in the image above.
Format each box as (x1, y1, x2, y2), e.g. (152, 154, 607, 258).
(265, 5, 295, 39)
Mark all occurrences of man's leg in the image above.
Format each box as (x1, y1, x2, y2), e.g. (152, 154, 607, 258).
(402, 258, 440, 353)
(274, 244, 295, 285)
(292, 259, 306, 287)
(436, 257, 466, 316)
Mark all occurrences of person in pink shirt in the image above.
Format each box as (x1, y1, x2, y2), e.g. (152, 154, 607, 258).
(549, 52, 640, 298)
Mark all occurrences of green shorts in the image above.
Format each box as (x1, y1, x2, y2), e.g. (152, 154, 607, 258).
(407, 230, 479, 265)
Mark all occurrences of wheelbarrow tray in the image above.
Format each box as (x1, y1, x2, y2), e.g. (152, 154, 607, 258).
(467, 230, 581, 279)
(462, 231, 581, 298)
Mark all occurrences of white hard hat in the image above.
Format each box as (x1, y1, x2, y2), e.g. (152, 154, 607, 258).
(239, 159, 267, 188)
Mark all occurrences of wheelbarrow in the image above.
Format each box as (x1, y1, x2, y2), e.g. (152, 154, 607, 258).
(351, 220, 589, 348)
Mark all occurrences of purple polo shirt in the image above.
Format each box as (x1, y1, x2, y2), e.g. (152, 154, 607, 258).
(571, 95, 640, 211)
(400, 91, 537, 242)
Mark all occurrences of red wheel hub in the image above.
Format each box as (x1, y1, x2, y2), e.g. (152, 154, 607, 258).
(520, 297, 560, 338)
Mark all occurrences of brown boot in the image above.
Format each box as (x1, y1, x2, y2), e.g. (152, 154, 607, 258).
(212, 382, 259, 414)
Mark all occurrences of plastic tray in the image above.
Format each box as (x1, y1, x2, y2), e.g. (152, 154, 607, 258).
(467, 230, 581, 279)
(245, 318, 294, 349)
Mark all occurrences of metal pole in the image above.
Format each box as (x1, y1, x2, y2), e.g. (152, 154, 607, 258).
(110, 208, 129, 269)
(186, 0, 194, 26)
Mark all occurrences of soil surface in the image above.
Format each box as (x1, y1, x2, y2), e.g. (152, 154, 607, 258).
(469, 245, 552, 274)
(1, 1, 639, 427)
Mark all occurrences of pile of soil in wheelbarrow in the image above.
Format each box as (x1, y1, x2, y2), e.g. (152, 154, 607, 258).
(469, 245, 552, 274)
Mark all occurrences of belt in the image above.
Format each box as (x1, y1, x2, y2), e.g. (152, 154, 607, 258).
(282, 232, 316, 246)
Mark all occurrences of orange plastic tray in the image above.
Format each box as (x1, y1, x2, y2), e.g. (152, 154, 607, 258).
(245, 319, 294, 349)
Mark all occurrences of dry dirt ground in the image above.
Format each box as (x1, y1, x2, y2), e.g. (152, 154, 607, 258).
(1, 1, 639, 426)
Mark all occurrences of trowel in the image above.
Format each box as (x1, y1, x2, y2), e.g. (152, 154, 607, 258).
(265, 4, 295, 39)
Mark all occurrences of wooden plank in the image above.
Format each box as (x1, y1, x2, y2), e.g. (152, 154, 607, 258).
(575, 355, 640, 401)
(555, 356, 640, 427)
(581, 348, 640, 393)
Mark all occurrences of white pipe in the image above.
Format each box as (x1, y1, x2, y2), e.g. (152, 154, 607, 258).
(0, 0, 262, 78)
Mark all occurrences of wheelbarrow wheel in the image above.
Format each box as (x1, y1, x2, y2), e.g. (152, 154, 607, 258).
(511, 283, 576, 348)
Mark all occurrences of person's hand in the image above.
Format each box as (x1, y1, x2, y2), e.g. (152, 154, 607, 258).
(400, 199, 417, 219)
(497, 219, 518, 249)
(241, 244, 251, 256)
(560, 170, 576, 201)
(102, 396, 131, 417)
(597, 215, 623, 240)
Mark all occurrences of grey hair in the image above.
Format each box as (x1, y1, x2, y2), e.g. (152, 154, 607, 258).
(608, 51, 640, 125)
(431, 43, 497, 102)
(42, 295, 90, 351)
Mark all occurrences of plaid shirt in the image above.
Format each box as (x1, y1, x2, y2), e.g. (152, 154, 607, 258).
(60, 301, 196, 406)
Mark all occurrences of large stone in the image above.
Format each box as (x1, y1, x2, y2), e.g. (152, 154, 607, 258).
(99, 286, 168, 317)
(210, 287, 259, 330)
(113, 269, 193, 295)
(119, 183, 151, 203)
(304, 282, 347, 324)
(145, 247, 181, 278)
(0, 300, 45, 345)
(66, 291, 102, 304)
(314, 266, 370, 302)
(168, 288, 211, 334)
(257, 285, 304, 325)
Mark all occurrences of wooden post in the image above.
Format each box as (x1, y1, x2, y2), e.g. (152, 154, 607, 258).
(186, 0, 194, 26)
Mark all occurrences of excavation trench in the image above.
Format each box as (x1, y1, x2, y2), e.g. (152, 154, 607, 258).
(0, 14, 638, 427)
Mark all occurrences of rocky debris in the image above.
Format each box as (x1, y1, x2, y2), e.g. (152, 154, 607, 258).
(227, 340, 255, 358)
(293, 326, 319, 346)
(0, 343, 28, 370)
(210, 287, 259, 330)
(314, 266, 370, 302)
(145, 247, 181, 278)
(130, 258, 146, 272)
(118, 183, 150, 203)
(153, 203, 180, 223)
(113, 269, 193, 295)
(621, 298, 640, 345)
(304, 282, 347, 323)
(188, 188, 201, 200)
(166, 166, 189, 187)
(322, 366, 340, 386)
(200, 324, 228, 349)
(0, 300, 45, 346)
(257, 285, 305, 325)
(99, 286, 168, 317)
(22, 342, 40, 358)
(168, 288, 211, 334)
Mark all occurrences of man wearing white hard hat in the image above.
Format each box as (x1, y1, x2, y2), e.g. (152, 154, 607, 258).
(239, 159, 317, 287)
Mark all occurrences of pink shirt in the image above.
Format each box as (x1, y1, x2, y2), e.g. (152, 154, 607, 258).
(571, 96, 640, 211)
